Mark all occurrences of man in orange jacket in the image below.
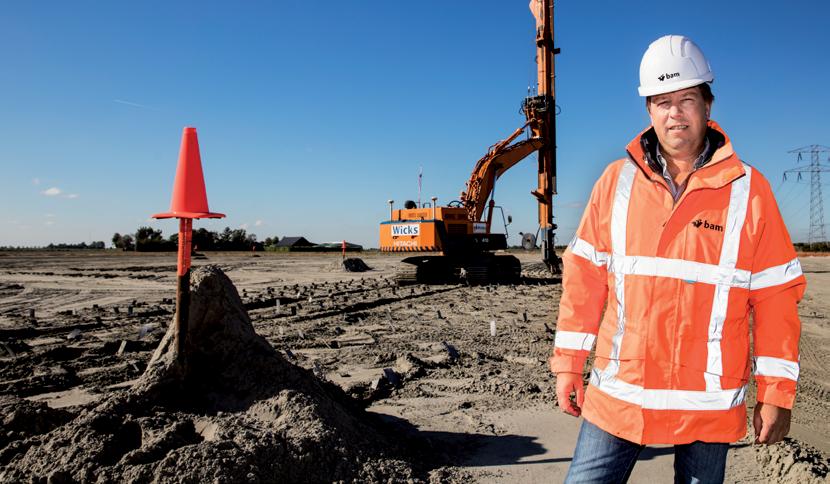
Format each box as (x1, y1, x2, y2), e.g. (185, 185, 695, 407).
(551, 35, 805, 483)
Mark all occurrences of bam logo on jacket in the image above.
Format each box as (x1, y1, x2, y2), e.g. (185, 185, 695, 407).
(691, 219, 723, 232)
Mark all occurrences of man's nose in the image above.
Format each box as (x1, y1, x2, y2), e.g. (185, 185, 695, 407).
(669, 104, 683, 117)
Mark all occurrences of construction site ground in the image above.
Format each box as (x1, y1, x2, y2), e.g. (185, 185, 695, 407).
(0, 250, 827, 483)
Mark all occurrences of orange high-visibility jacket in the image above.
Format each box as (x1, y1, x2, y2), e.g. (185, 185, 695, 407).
(551, 121, 806, 445)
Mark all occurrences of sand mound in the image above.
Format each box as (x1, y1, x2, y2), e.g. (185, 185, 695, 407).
(0, 265, 419, 483)
(0, 395, 74, 465)
(331, 258, 372, 273)
(755, 438, 829, 483)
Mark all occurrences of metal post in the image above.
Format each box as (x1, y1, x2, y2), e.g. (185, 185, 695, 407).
(431, 196, 438, 220)
(388, 200, 395, 221)
(538, 0, 560, 274)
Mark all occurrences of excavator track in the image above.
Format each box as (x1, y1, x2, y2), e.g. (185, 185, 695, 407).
(394, 263, 420, 285)
(492, 255, 522, 284)
(463, 265, 490, 286)
(394, 256, 454, 285)
(461, 255, 522, 286)
(395, 254, 521, 286)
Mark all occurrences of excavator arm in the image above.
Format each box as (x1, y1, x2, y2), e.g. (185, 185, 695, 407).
(460, 123, 544, 221)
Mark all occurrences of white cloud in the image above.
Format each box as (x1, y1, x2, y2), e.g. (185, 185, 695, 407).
(254, 220, 263, 227)
(240, 223, 249, 230)
(45, 220, 55, 226)
(32, 178, 41, 185)
(41, 187, 79, 199)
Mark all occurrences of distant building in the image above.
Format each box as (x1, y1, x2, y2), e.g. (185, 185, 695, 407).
(272, 237, 362, 252)
(275, 236, 315, 249)
(318, 241, 363, 252)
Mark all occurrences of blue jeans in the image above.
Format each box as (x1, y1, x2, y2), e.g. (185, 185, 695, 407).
(565, 420, 729, 484)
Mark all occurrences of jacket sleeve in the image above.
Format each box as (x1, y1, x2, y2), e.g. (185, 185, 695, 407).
(748, 176, 806, 410)
(549, 168, 611, 374)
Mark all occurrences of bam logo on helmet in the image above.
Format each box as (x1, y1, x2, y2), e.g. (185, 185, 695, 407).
(638, 35, 714, 97)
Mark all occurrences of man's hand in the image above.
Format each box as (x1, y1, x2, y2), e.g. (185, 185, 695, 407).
(753, 402, 791, 445)
(555, 372, 584, 417)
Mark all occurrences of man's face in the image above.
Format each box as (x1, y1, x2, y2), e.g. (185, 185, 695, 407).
(647, 86, 711, 157)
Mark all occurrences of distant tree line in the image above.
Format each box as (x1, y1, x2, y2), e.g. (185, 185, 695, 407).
(0, 241, 106, 250)
(47, 241, 106, 250)
(794, 242, 830, 252)
(112, 226, 280, 252)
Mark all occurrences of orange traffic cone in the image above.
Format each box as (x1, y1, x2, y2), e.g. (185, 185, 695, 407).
(153, 127, 225, 219)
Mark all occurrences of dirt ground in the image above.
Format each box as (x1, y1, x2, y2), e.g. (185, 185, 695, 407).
(0, 250, 827, 483)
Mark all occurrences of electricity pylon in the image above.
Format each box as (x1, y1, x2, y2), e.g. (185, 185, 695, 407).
(784, 145, 830, 244)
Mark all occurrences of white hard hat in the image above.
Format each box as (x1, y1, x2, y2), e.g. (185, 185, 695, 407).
(638, 35, 714, 97)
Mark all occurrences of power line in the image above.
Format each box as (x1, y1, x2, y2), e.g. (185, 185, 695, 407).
(776, 179, 802, 210)
(783, 145, 830, 244)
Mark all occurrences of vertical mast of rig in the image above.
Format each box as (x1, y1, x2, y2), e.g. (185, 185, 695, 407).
(527, 0, 561, 273)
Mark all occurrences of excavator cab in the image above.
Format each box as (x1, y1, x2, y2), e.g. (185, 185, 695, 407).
(379, 201, 519, 285)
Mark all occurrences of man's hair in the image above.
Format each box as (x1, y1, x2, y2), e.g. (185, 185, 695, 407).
(697, 83, 714, 104)
(646, 83, 715, 108)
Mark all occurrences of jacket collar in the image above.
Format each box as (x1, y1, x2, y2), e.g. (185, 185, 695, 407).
(625, 120, 745, 191)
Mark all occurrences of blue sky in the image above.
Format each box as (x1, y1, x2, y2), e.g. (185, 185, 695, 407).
(1, 0, 827, 248)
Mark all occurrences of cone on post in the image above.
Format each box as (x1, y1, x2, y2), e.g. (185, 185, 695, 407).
(153, 127, 224, 220)
(152, 127, 224, 371)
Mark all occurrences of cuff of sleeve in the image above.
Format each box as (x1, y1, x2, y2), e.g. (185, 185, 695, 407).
(756, 380, 796, 410)
(549, 352, 587, 374)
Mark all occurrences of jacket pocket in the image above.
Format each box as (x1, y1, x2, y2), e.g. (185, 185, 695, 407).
(677, 316, 750, 381)
(595, 309, 647, 361)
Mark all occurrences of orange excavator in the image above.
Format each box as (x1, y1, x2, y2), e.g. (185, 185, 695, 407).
(379, 0, 561, 285)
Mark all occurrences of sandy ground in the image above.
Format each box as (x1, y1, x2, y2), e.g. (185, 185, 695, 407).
(0, 250, 827, 482)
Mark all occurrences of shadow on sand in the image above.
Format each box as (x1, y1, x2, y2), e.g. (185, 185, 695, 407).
(375, 413, 570, 468)
(375, 413, 754, 471)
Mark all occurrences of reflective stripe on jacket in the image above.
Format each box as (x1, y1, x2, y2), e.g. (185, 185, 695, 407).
(551, 120, 806, 445)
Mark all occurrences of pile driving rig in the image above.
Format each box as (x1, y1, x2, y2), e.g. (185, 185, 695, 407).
(379, 0, 561, 285)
